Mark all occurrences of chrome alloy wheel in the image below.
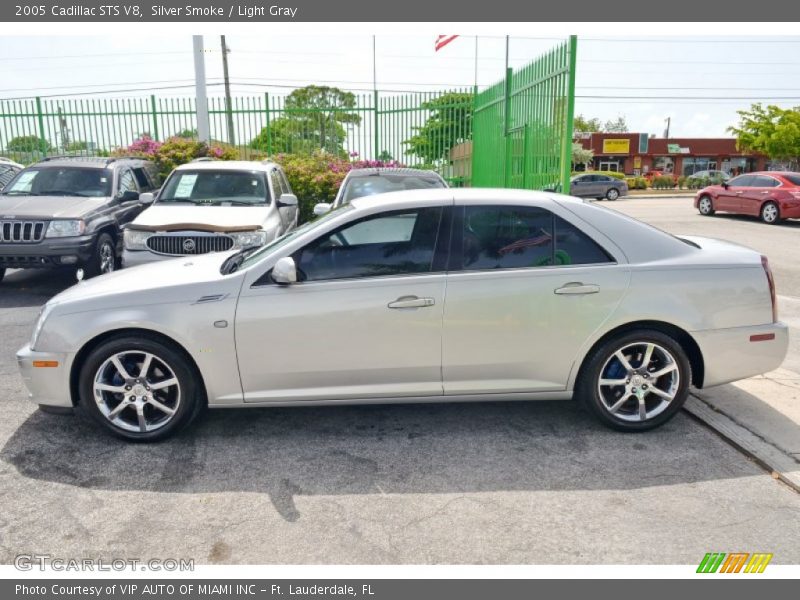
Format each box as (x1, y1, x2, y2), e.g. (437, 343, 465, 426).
(596, 342, 680, 422)
(698, 196, 713, 215)
(762, 202, 779, 223)
(99, 240, 116, 273)
(93, 351, 181, 433)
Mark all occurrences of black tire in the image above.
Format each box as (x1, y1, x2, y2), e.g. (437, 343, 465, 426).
(576, 329, 691, 432)
(78, 335, 204, 442)
(0, 267, 5, 283)
(605, 188, 620, 201)
(697, 195, 715, 216)
(82, 232, 117, 278)
(760, 201, 781, 225)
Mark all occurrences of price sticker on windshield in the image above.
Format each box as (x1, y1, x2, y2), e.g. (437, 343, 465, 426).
(174, 174, 198, 198)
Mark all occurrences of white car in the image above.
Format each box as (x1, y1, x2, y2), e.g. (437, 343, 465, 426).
(122, 160, 298, 267)
(18, 189, 787, 441)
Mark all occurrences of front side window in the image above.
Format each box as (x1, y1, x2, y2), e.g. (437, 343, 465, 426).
(728, 175, 754, 187)
(294, 207, 443, 282)
(159, 170, 270, 205)
(2, 167, 112, 197)
(118, 170, 138, 194)
(269, 170, 284, 198)
(460, 205, 611, 271)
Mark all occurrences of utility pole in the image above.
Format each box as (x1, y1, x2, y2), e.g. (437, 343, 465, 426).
(664, 116, 671, 139)
(221, 35, 235, 145)
(192, 35, 210, 143)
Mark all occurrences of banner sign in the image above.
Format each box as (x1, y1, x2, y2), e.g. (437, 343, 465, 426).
(602, 139, 630, 154)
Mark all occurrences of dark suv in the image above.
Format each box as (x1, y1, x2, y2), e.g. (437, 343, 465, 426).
(0, 156, 160, 282)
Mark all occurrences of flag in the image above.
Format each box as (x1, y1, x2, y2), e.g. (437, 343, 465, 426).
(435, 35, 459, 52)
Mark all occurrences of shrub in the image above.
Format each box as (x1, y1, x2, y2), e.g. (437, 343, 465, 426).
(572, 170, 626, 181)
(113, 136, 239, 179)
(652, 175, 675, 190)
(677, 175, 687, 189)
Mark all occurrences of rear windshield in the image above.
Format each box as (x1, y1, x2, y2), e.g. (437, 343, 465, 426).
(159, 170, 270, 205)
(342, 173, 446, 204)
(2, 166, 111, 197)
(782, 174, 800, 186)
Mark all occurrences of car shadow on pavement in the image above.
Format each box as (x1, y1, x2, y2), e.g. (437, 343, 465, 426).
(710, 213, 800, 228)
(0, 399, 766, 522)
(0, 268, 77, 308)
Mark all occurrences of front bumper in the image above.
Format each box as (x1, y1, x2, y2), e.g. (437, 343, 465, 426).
(122, 248, 175, 268)
(0, 235, 95, 269)
(693, 321, 789, 388)
(16, 343, 74, 408)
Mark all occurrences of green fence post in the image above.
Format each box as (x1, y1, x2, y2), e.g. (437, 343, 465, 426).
(373, 90, 379, 161)
(503, 67, 513, 187)
(150, 95, 160, 141)
(264, 93, 272, 155)
(560, 35, 578, 193)
(35, 96, 47, 158)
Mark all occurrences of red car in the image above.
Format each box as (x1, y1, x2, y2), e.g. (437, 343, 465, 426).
(695, 171, 800, 224)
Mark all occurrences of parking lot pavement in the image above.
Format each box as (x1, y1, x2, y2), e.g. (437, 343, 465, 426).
(608, 196, 800, 489)
(2, 262, 800, 564)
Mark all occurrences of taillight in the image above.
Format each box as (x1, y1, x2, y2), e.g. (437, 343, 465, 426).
(761, 255, 778, 322)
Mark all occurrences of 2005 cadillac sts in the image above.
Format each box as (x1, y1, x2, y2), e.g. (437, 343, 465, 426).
(17, 189, 788, 441)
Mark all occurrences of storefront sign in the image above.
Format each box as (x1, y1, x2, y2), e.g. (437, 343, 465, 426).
(633, 156, 642, 169)
(602, 139, 630, 154)
(667, 143, 681, 153)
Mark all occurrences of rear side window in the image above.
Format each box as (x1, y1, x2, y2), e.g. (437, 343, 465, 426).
(295, 207, 443, 282)
(458, 205, 611, 271)
(751, 175, 780, 188)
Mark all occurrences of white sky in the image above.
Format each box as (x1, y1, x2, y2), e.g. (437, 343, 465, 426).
(1, 34, 799, 138)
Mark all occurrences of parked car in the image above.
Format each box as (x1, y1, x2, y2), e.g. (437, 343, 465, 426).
(695, 171, 800, 224)
(688, 169, 730, 183)
(313, 167, 447, 216)
(568, 173, 628, 201)
(122, 160, 298, 267)
(0, 156, 160, 282)
(18, 189, 787, 441)
(0, 157, 23, 190)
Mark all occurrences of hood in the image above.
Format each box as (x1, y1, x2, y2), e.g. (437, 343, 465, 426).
(0, 195, 107, 219)
(50, 251, 243, 311)
(130, 204, 268, 232)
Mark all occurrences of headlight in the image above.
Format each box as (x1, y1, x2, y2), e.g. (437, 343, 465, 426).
(230, 230, 268, 249)
(123, 229, 152, 251)
(30, 303, 55, 351)
(45, 220, 85, 238)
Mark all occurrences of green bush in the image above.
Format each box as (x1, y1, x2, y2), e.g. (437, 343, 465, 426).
(686, 176, 712, 190)
(652, 175, 676, 190)
(572, 170, 626, 181)
(275, 152, 349, 224)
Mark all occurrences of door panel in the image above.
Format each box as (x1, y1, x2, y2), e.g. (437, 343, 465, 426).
(442, 265, 630, 394)
(235, 275, 445, 402)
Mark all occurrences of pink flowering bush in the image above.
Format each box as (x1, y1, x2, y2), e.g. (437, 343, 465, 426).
(113, 136, 239, 179)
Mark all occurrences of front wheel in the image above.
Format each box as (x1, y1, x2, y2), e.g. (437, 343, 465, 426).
(605, 188, 620, 201)
(0, 267, 5, 283)
(697, 195, 715, 216)
(577, 330, 691, 432)
(82, 232, 117, 278)
(78, 336, 203, 441)
(760, 201, 781, 225)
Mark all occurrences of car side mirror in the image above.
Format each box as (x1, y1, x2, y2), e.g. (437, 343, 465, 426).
(313, 203, 331, 216)
(117, 190, 140, 202)
(271, 256, 297, 285)
(277, 193, 298, 207)
(721, 182, 729, 189)
(140, 192, 155, 205)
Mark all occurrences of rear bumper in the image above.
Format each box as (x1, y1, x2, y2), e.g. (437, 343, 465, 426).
(693, 322, 789, 388)
(16, 344, 74, 408)
(0, 235, 95, 269)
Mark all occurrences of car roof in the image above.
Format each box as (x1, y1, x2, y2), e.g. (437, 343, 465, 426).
(175, 160, 278, 172)
(31, 156, 152, 169)
(346, 167, 443, 179)
(349, 187, 585, 210)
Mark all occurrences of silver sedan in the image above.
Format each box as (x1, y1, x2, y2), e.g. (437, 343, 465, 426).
(18, 189, 787, 441)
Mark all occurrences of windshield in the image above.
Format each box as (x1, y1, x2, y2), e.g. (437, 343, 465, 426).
(235, 205, 354, 272)
(159, 170, 270, 205)
(2, 166, 112, 197)
(342, 173, 446, 204)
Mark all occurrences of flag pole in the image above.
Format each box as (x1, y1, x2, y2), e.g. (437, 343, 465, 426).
(473, 35, 479, 92)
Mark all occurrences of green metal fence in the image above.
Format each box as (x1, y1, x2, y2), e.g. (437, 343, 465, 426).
(472, 36, 577, 192)
(0, 89, 474, 184)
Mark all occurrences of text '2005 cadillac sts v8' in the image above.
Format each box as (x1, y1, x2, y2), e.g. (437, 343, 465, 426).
(18, 189, 788, 441)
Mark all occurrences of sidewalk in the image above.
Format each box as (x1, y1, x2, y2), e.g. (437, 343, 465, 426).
(627, 192, 696, 199)
(686, 368, 800, 491)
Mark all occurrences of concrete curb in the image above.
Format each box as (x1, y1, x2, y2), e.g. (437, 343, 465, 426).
(626, 194, 696, 199)
(685, 394, 800, 493)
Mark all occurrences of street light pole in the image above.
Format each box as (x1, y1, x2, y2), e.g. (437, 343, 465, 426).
(221, 35, 235, 145)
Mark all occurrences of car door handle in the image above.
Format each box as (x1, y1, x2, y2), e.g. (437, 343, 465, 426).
(388, 295, 435, 309)
(735, 191, 744, 194)
(760, 191, 770, 194)
(554, 282, 600, 295)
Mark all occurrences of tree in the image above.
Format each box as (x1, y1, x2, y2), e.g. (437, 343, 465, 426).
(728, 103, 800, 167)
(6, 135, 49, 153)
(603, 116, 629, 133)
(404, 92, 473, 164)
(574, 114, 602, 133)
(250, 85, 361, 156)
(571, 142, 594, 167)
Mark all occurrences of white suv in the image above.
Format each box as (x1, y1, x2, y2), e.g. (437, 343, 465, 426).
(122, 160, 298, 267)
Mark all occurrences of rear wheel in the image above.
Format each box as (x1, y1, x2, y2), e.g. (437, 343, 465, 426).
(78, 335, 203, 441)
(760, 201, 781, 224)
(605, 188, 620, 201)
(697, 195, 715, 216)
(577, 330, 691, 432)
